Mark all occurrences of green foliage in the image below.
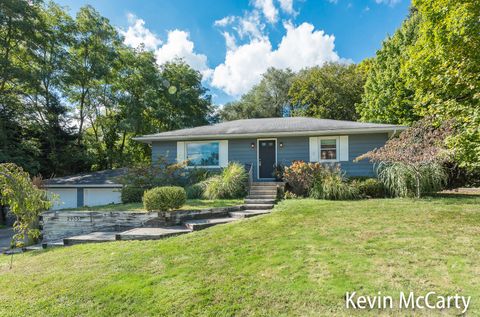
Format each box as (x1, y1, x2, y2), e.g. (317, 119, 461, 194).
(288, 63, 365, 121)
(309, 167, 359, 200)
(186, 168, 211, 185)
(143, 186, 186, 212)
(283, 161, 326, 196)
(118, 157, 186, 189)
(0, 2, 213, 176)
(185, 183, 205, 199)
(203, 163, 248, 199)
(351, 178, 386, 198)
(121, 186, 145, 204)
(377, 162, 447, 198)
(357, 12, 420, 125)
(0, 163, 51, 247)
(219, 68, 295, 121)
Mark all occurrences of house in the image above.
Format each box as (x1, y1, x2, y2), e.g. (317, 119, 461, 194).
(44, 169, 127, 210)
(134, 117, 405, 180)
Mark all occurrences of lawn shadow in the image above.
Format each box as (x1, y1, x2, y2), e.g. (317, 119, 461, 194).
(424, 193, 480, 205)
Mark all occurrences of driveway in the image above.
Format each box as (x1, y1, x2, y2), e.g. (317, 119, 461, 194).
(0, 227, 14, 252)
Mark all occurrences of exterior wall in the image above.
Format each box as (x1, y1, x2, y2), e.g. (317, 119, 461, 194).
(150, 132, 388, 180)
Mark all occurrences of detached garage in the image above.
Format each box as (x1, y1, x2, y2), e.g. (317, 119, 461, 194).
(44, 169, 127, 210)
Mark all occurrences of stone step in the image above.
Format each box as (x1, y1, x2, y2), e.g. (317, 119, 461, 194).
(242, 204, 274, 210)
(183, 218, 236, 231)
(244, 198, 276, 204)
(247, 194, 277, 199)
(116, 227, 191, 241)
(229, 210, 271, 218)
(250, 190, 277, 195)
(63, 231, 120, 246)
(251, 182, 283, 186)
(250, 185, 278, 190)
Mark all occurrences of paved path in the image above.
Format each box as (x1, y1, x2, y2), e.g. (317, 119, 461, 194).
(0, 227, 14, 252)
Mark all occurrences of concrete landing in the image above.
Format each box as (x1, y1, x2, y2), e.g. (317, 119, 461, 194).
(116, 226, 191, 241)
(63, 231, 120, 246)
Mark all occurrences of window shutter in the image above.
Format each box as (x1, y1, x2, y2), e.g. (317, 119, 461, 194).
(219, 140, 229, 167)
(339, 136, 349, 161)
(309, 137, 319, 162)
(176, 142, 185, 163)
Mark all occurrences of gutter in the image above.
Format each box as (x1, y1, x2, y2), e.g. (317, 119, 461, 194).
(132, 127, 408, 144)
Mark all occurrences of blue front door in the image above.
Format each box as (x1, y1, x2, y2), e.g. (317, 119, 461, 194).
(258, 139, 276, 179)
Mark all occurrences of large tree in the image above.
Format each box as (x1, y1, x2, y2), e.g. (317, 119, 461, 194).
(357, 11, 420, 125)
(288, 63, 364, 121)
(219, 68, 294, 121)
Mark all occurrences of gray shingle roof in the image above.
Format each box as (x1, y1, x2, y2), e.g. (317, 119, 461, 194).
(134, 117, 405, 142)
(44, 168, 127, 186)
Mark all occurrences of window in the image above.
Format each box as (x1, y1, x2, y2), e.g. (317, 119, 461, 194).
(186, 142, 219, 167)
(320, 138, 337, 161)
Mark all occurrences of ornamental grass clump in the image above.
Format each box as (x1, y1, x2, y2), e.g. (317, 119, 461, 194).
(356, 117, 452, 198)
(310, 166, 359, 200)
(203, 162, 248, 199)
(143, 186, 186, 212)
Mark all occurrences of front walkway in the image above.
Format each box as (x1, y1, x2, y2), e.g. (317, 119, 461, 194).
(0, 228, 14, 252)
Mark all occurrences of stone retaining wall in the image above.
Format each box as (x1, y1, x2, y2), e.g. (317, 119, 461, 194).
(40, 205, 243, 242)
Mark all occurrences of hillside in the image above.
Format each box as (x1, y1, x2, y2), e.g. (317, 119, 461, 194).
(1, 196, 479, 316)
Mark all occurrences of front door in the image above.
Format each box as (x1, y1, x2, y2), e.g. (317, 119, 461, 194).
(258, 139, 276, 179)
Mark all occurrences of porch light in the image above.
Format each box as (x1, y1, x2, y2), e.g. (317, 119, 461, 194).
(279, 142, 284, 148)
(251, 142, 255, 149)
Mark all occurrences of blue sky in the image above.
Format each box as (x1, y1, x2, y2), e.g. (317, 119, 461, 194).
(56, 0, 410, 104)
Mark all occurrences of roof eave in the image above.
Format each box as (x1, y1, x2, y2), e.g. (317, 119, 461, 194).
(133, 126, 407, 143)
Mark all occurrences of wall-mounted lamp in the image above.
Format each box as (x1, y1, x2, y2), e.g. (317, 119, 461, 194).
(251, 142, 255, 149)
(279, 142, 284, 148)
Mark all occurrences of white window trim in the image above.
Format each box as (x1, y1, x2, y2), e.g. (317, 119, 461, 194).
(318, 136, 340, 163)
(178, 140, 227, 168)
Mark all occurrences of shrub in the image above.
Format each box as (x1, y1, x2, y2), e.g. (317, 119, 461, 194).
(283, 161, 326, 196)
(203, 162, 248, 199)
(284, 191, 299, 199)
(121, 186, 145, 203)
(118, 156, 186, 190)
(143, 186, 186, 212)
(351, 178, 386, 198)
(186, 168, 211, 185)
(377, 162, 447, 198)
(185, 183, 205, 199)
(310, 166, 359, 200)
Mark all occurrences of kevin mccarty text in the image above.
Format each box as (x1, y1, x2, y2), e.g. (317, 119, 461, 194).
(345, 291, 471, 314)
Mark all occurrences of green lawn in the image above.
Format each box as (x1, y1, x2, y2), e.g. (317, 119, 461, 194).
(62, 199, 243, 212)
(1, 195, 479, 316)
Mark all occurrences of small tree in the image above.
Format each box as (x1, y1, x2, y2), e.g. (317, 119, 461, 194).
(356, 118, 453, 198)
(0, 163, 52, 247)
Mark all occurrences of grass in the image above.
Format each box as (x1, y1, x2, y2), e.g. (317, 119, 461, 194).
(1, 195, 480, 316)
(62, 199, 243, 212)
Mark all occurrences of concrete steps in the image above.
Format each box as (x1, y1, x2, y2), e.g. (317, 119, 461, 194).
(229, 210, 271, 218)
(116, 226, 191, 241)
(183, 218, 236, 231)
(64, 232, 120, 246)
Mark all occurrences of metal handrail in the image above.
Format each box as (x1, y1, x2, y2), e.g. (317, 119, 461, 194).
(247, 163, 254, 191)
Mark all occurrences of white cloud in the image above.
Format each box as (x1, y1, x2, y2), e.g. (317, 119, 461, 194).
(375, 0, 401, 6)
(155, 30, 212, 78)
(214, 16, 235, 27)
(253, 0, 278, 23)
(212, 22, 343, 96)
(121, 14, 212, 79)
(278, 0, 294, 13)
(120, 13, 162, 50)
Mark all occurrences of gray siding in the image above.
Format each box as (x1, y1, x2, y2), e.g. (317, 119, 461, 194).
(152, 141, 177, 164)
(228, 139, 258, 179)
(340, 133, 388, 177)
(77, 188, 84, 207)
(151, 133, 388, 180)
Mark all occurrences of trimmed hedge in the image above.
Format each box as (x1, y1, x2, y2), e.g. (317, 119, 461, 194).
(121, 186, 145, 203)
(143, 186, 186, 212)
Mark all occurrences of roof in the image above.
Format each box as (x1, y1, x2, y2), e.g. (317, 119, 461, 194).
(134, 117, 406, 143)
(44, 168, 127, 187)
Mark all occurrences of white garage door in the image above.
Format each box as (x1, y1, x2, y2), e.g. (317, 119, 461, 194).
(84, 188, 121, 207)
(48, 189, 77, 210)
